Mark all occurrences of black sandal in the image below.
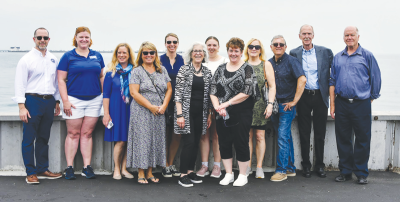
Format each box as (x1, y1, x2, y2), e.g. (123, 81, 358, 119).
(147, 176, 160, 184)
(137, 178, 148, 185)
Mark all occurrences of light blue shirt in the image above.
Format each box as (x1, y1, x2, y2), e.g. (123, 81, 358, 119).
(302, 46, 319, 90)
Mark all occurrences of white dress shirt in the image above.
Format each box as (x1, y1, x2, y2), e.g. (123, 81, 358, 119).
(12, 48, 61, 103)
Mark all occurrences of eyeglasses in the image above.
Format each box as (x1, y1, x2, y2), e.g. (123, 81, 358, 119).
(36, 36, 49, 40)
(272, 43, 285, 47)
(192, 50, 204, 53)
(142, 51, 156, 55)
(248, 45, 261, 50)
(166, 41, 178, 44)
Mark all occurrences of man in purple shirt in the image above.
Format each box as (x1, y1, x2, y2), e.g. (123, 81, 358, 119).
(329, 26, 381, 184)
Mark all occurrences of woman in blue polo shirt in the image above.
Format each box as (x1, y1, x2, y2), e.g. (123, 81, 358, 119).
(159, 33, 185, 177)
(57, 26, 105, 180)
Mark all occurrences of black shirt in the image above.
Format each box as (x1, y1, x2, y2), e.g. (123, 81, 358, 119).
(191, 74, 204, 101)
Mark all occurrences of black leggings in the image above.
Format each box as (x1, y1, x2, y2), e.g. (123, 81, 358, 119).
(180, 100, 204, 173)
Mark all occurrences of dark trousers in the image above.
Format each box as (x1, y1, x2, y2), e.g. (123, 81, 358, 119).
(22, 95, 56, 176)
(216, 110, 252, 162)
(180, 100, 203, 173)
(297, 92, 328, 169)
(335, 97, 371, 177)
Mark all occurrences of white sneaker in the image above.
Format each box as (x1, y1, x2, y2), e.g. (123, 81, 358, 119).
(219, 172, 234, 185)
(233, 174, 248, 187)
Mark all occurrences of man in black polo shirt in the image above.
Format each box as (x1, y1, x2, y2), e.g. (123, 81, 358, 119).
(269, 35, 307, 182)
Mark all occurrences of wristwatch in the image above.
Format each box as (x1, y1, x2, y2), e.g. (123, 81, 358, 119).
(177, 114, 183, 118)
(267, 102, 274, 105)
(56, 100, 60, 104)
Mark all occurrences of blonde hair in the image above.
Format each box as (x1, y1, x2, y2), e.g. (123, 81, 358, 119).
(73, 26, 93, 47)
(244, 38, 266, 62)
(135, 41, 163, 73)
(105, 43, 136, 77)
(165, 33, 179, 43)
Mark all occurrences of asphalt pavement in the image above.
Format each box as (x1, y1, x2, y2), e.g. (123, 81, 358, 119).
(1, 171, 400, 202)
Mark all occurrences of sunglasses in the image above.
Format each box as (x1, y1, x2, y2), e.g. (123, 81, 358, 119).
(248, 45, 261, 50)
(143, 51, 156, 55)
(36, 36, 49, 40)
(166, 41, 178, 44)
(272, 43, 285, 47)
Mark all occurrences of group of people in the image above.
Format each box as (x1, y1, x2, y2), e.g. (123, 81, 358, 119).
(13, 24, 381, 187)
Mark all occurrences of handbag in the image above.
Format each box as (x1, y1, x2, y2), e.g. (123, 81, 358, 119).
(261, 62, 279, 114)
(142, 67, 173, 125)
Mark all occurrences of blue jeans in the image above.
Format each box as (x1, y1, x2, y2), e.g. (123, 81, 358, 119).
(271, 103, 296, 173)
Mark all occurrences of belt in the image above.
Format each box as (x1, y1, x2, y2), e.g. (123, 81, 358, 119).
(337, 95, 357, 104)
(304, 89, 321, 95)
(25, 93, 54, 99)
(276, 98, 292, 103)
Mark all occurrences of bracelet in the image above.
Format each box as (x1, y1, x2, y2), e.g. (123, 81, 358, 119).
(228, 100, 232, 106)
(176, 114, 183, 118)
(267, 102, 274, 105)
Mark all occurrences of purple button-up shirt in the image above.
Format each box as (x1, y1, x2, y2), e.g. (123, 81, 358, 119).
(329, 44, 381, 100)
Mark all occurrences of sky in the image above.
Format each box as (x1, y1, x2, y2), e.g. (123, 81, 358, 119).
(1, 0, 399, 56)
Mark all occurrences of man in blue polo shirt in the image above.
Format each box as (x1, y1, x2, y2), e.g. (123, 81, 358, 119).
(268, 35, 307, 182)
(330, 26, 381, 184)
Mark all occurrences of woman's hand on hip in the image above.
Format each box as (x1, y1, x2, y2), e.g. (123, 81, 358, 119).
(177, 117, 185, 129)
(102, 114, 112, 127)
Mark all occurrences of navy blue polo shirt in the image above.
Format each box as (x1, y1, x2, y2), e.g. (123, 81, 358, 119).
(268, 53, 305, 100)
(159, 53, 185, 98)
(57, 49, 105, 100)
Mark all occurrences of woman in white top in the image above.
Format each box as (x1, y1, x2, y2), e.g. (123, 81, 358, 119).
(196, 36, 227, 178)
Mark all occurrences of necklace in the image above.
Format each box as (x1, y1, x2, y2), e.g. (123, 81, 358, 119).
(194, 65, 202, 74)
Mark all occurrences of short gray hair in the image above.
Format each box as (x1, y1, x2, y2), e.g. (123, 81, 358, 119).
(299, 24, 314, 34)
(344, 26, 359, 35)
(183, 42, 208, 64)
(271, 35, 286, 45)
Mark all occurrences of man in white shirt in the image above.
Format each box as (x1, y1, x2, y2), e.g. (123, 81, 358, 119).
(12, 27, 62, 184)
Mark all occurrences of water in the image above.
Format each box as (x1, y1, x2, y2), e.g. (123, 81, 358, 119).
(0, 52, 398, 114)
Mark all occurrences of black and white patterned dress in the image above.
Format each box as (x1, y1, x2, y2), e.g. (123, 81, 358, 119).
(173, 64, 213, 135)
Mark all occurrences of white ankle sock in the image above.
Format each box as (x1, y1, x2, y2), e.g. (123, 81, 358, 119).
(202, 162, 208, 167)
(214, 162, 221, 167)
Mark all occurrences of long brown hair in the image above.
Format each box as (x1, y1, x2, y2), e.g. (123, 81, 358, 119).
(135, 41, 162, 73)
(105, 43, 136, 77)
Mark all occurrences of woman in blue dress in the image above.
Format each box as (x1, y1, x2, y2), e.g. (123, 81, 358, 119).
(103, 43, 135, 180)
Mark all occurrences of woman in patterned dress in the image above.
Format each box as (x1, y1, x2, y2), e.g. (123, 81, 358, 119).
(210, 37, 260, 187)
(244, 38, 276, 179)
(127, 42, 172, 184)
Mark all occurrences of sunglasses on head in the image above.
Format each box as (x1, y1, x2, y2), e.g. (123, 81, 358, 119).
(248, 45, 261, 50)
(272, 43, 285, 47)
(142, 51, 156, 55)
(166, 41, 178, 44)
(36, 36, 49, 40)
